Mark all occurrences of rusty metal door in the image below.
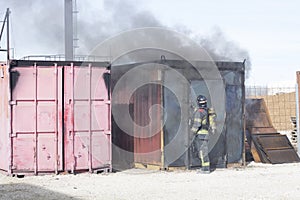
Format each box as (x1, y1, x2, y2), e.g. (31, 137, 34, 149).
(133, 83, 162, 166)
(64, 64, 111, 172)
(10, 64, 63, 174)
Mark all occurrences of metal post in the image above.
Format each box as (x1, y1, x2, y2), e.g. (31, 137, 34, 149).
(107, 68, 112, 172)
(34, 63, 38, 175)
(185, 78, 190, 169)
(296, 72, 300, 155)
(88, 64, 92, 173)
(54, 63, 59, 174)
(159, 69, 166, 170)
(64, 0, 73, 60)
(0, 9, 7, 42)
(8, 61, 12, 176)
(6, 8, 10, 61)
(242, 60, 246, 166)
(0, 8, 10, 60)
(71, 63, 75, 173)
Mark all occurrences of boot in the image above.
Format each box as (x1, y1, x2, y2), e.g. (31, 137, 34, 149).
(201, 166, 210, 174)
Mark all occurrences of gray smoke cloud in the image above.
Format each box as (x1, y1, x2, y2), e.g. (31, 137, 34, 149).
(0, 0, 251, 75)
(76, 0, 162, 54)
(194, 27, 251, 76)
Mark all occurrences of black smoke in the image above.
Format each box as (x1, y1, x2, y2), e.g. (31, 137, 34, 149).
(0, 0, 251, 75)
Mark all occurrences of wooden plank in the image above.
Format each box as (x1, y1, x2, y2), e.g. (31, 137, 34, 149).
(248, 127, 277, 134)
(250, 141, 261, 162)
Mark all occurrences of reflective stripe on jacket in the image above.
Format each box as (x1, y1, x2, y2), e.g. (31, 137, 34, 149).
(191, 108, 216, 135)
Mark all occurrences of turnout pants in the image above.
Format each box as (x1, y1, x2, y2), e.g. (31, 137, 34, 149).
(194, 134, 210, 169)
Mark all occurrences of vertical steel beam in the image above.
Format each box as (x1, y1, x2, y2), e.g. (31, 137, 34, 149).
(159, 70, 165, 169)
(0, 8, 10, 60)
(64, 0, 73, 60)
(8, 62, 12, 175)
(88, 64, 92, 172)
(242, 61, 246, 166)
(54, 63, 59, 174)
(107, 68, 112, 172)
(34, 63, 38, 175)
(70, 63, 75, 173)
(6, 8, 10, 61)
(184, 77, 190, 169)
(296, 72, 300, 155)
(0, 10, 7, 41)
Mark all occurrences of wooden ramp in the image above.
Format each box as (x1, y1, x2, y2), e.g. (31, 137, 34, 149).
(245, 98, 300, 164)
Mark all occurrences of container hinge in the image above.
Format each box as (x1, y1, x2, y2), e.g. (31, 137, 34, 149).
(9, 100, 17, 105)
(0, 67, 4, 78)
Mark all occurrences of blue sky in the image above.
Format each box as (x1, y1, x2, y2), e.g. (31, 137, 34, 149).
(0, 0, 299, 86)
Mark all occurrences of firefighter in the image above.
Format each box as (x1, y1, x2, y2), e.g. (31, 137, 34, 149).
(191, 95, 216, 174)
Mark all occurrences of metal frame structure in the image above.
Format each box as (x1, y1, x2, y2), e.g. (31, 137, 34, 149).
(111, 60, 246, 170)
(0, 8, 10, 61)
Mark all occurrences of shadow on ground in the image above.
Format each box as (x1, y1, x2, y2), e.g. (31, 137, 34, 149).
(0, 183, 79, 200)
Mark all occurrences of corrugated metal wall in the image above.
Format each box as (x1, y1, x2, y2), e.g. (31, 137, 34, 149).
(111, 65, 163, 169)
(64, 64, 111, 173)
(0, 60, 111, 175)
(10, 64, 64, 174)
(186, 61, 245, 167)
(0, 63, 10, 172)
(112, 60, 245, 169)
(133, 83, 162, 165)
(111, 65, 134, 170)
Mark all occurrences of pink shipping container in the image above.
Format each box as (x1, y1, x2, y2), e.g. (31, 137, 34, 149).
(0, 60, 111, 175)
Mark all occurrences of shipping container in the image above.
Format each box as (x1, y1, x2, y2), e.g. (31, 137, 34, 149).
(111, 60, 245, 170)
(1, 59, 244, 174)
(0, 60, 111, 175)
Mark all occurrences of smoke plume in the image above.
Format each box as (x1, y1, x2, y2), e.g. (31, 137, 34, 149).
(194, 27, 251, 76)
(0, 0, 251, 75)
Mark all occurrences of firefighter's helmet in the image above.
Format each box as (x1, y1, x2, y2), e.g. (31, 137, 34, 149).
(197, 95, 207, 108)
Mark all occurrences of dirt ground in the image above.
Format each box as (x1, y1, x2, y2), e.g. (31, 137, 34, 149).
(0, 162, 300, 200)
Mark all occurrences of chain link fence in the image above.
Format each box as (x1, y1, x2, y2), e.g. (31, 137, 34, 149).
(246, 86, 296, 132)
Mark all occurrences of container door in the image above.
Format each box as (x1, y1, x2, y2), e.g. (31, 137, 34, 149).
(10, 64, 63, 174)
(64, 64, 111, 172)
(189, 80, 227, 168)
(133, 84, 162, 166)
(0, 63, 10, 172)
(163, 69, 190, 168)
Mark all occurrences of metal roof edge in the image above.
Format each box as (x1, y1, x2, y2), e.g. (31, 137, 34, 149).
(9, 59, 111, 68)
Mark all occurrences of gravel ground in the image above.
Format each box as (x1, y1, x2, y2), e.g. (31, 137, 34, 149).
(1, 162, 300, 200)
